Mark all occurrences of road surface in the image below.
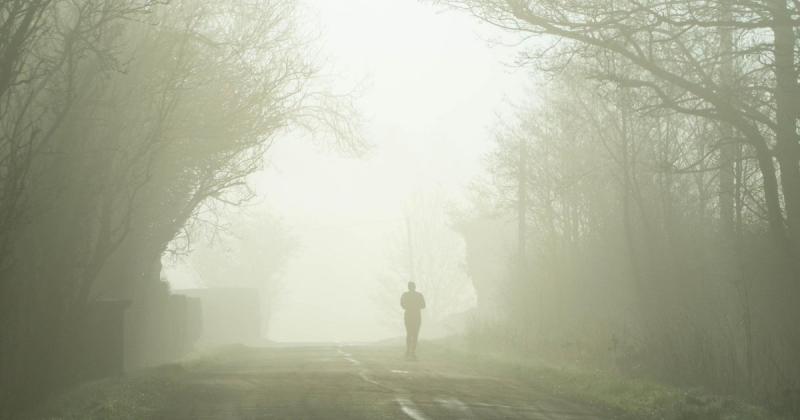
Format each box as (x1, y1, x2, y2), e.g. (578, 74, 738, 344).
(149, 344, 609, 420)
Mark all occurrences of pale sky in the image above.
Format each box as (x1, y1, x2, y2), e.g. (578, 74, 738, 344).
(167, 0, 529, 343)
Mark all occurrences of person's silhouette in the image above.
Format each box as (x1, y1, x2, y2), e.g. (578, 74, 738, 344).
(400, 282, 426, 360)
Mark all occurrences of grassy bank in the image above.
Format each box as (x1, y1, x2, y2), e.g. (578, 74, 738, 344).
(427, 337, 783, 420)
(24, 346, 244, 420)
(25, 368, 176, 420)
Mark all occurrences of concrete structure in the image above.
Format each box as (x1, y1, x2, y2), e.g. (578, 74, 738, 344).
(177, 288, 262, 347)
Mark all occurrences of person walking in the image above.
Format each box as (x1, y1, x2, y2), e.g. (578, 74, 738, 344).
(400, 282, 426, 360)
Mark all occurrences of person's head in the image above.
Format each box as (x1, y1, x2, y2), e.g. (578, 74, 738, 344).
(408, 281, 416, 291)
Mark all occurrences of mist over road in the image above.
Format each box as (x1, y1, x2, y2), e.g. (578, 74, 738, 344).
(140, 345, 607, 420)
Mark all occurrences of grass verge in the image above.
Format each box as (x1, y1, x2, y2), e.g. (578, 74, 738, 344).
(427, 337, 784, 420)
(23, 345, 247, 420)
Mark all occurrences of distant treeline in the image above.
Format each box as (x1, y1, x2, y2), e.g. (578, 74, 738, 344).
(445, 0, 800, 415)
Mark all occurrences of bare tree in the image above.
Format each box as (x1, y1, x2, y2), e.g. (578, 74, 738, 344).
(438, 0, 800, 250)
(0, 0, 362, 413)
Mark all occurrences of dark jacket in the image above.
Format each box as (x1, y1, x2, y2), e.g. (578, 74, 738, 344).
(401, 291, 426, 314)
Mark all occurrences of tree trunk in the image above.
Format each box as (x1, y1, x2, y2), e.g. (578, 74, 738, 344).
(718, 0, 736, 240)
(769, 0, 800, 250)
(518, 134, 528, 269)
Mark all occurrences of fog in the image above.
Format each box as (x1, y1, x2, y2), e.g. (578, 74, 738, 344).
(2, 0, 800, 418)
(165, 0, 523, 342)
